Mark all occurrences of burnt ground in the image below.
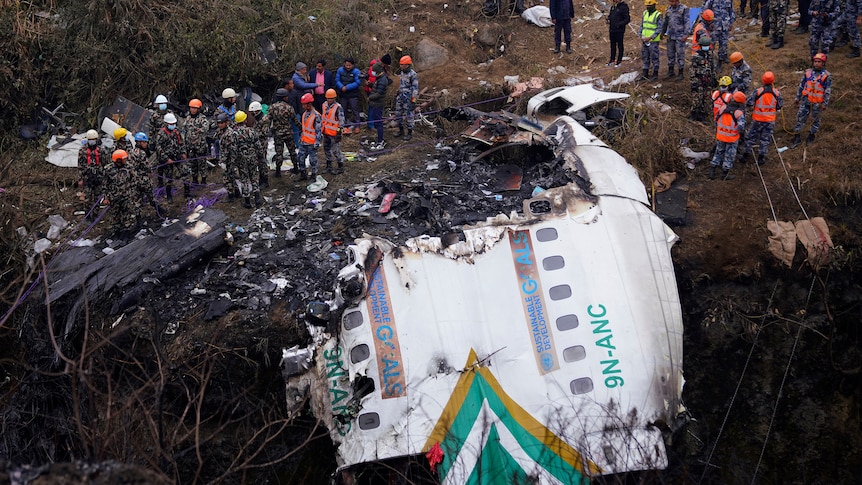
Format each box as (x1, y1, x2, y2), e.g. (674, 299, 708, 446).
(2, 0, 862, 483)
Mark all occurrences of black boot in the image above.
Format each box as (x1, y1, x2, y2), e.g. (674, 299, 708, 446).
(259, 173, 268, 188)
(772, 36, 784, 49)
(847, 47, 861, 58)
(553, 45, 561, 54)
(395, 126, 404, 138)
(760, 26, 770, 38)
(166, 186, 173, 203)
(709, 165, 717, 180)
(565, 43, 572, 54)
(676, 67, 684, 80)
(201, 176, 206, 186)
(243, 196, 252, 208)
(722, 169, 735, 180)
(666, 67, 675, 79)
(254, 191, 262, 208)
(806, 133, 816, 144)
(275, 162, 283, 178)
(650, 68, 659, 80)
(765, 35, 775, 48)
(640, 69, 650, 81)
(183, 182, 191, 199)
(403, 129, 413, 141)
(757, 155, 766, 166)
(791, 134, 802, 148)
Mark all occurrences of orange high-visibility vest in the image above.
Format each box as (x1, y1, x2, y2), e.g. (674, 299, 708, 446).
(715, 109, 743, 142)
(301, 110, 319, 145)
(691, 23, 710, 54)
(802, 69, 828, 103)
(321, 102, 340, 136)
(712, 90, 730, 121)
(752, 86, 779, 122)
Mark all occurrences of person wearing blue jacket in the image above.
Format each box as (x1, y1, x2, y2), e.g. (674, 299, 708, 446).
(291, 62, 318, 95)
(336, 57, 363, 134)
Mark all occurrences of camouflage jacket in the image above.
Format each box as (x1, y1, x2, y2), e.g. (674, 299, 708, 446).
(153, 126, 185, 165)
(183, 111, 211, 153)
(397, 68, 419, 101)
(234, 125, 263, 170)
(690, 51, 717, 90)
(217, 126, 238, 168)
(130, 146, 153, 181)
(148, 110, 172, 139)
(105, 163, 139, 205)
(730, 61, 753, 95)
(267, 101, 299, 136)
(78, 144, 109, 178)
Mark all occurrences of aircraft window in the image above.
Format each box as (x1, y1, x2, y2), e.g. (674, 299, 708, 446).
(562, 345, 587, 362)
(350, 344, 370, 363)
(549, 284, 572, 300)
(529, 200, 552, 214)
(542, 255, 565, 271)
(343, 311, 364, 330)
(535, 228, 558, 242)
(556, 314, 579, 330)
(358, 412, 380, 430)
(570, 377, 594, 395)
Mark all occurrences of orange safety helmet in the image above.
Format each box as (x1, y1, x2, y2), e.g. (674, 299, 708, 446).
(702, 9, 714, 21)
(325, 88, 337, 99)
(813, 52, 827, 62)
(300, 93, 314, 104)
(732, 91, 746, 103)
(112, 149, 129, 162)
(189, 98, 203, 108)
(729, 51, 743, 63)
(399, 55, 412, 65)
(762, 71, 775, 84)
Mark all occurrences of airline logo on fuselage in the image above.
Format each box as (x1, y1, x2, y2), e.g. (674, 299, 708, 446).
(509, 229, 560, 374)
(365, 264, 407, 398)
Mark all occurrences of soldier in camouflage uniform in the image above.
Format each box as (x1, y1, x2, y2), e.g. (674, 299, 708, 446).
(740, 71, 783, 165)
(78, 129, 109, 211)
(836, 0, 861, 57)
(268, 88, 300, 177)
(215, 113, 240, 199)
(233, 111, 264, 208)
(661, 0, 690, 79)
(690, 35, 717, 122)
(395, 55, 419, 141)
(729, 52, 753, 95)
(130, 132, 157, 213)
(113, 127, 132, 152)
(808, 0, 840, 55)
(106, 150, 141, 233)
(297, 93, 322, 180)
(792, 53, 832, 147)
(321, 89, 346, 175)
(247, 101, 270, 188)
(153, 112, 187, 203)
(766, 0, 789, 48)
(709, 91, 747, 180)
(703, 0, 736, 65)
(149, 94, 173, 140)
(184, 98, 211, 188)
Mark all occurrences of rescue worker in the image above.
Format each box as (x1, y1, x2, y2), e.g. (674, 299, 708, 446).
(712, 76, 733, 121)
(153, 112, 187, 203)
(792, 53, 832, 147)
(640, 0, 663, 80)
(335, 57, 363, 134)
(233, 111, 263, 208)
(78, 129, 109, 210)
(297, 93, 322, 181)
(710, 91, 747, 180)
(808, 0, 840, 56)
(217, 88, 238, 120)
(691, 9, 715, 54)
(113, 127, 132, 152)
(661, 0, 690, 79)
(367, 61, 392, 150)
(837, 0, 861, 57)
(148, 94, 171, 139)
(703, 0, 736, 65)
(105, 150, 141, 233)
(215, 112, 239, 199)
(395, 55, 419, 141)
(130, 132, 157, 212)
(321, 89, 346, 175)
(690, 35, 717, 122)
(740, 71, 783, 165)
(184, 98, 211, 187)
(729, 51, 753, 95)
(247, 101, 270, 188)
(766, 0, 789, 49)
(268, 88, 301, 177)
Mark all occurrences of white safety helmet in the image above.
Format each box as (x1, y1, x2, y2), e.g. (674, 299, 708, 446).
(164, 113, 178, 124)
(222, 88, 237, 99)
(85, 129, 99, 140)
(248, 101, 262, 112)
(154, 94, 168, 104)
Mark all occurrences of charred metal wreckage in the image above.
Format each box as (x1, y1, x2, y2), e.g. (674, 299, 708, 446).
(284, 85, 685, 483)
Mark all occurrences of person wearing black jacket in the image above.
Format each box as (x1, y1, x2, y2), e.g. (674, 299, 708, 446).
(607, 0, 631, 66)
(550, 0, 576, 53)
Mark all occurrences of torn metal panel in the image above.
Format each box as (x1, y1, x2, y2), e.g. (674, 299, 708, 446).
(526, 84, 630, 121)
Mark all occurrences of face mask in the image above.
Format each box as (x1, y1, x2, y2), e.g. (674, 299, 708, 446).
(168, 124, 176, 130)
(88, 140, 97, 146)
(159, 103, 167, 111)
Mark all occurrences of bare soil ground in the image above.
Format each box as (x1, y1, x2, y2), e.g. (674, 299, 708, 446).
(2, 0, 862, 483)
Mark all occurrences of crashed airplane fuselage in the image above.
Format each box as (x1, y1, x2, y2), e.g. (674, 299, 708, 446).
(290, 85, 684, 483)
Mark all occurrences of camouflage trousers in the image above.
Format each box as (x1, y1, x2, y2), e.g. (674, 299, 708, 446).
(692, 86, 711, 121)
(769, 0, 788, 37)
(742, 120, 775, 156)
(323, 135, 344, 168)
(839, 10, 861, 48)
(222, 159, 238, 193)
(794, 98, 825, 134)
(667, 38, 686, 69)
(809, 19, 835, 55)
(237, 157, 260, 197)
(641, 41, 661, 71)
(110, 196, 140, 230)
(712, 26, 731, 62)
(712, 140, 739, 171)
(272, 131, 297, 172)
(395, 96, 415, 130)
(187, 148, 210, 185)
(296, 143, 319, 176)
